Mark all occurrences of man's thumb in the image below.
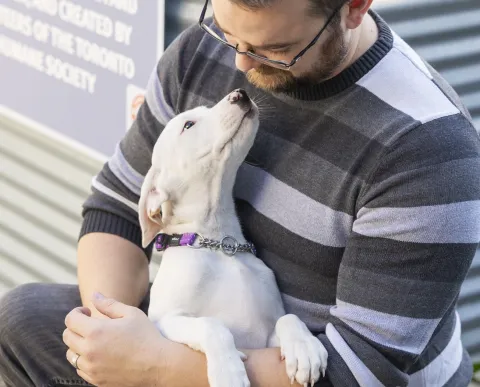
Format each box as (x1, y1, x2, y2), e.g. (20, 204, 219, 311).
(92, 292, 128, 319)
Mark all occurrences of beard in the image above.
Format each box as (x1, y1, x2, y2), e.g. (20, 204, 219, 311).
(246, 24, 349, 93)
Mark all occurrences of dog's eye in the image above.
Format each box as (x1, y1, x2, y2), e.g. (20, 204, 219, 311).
(183, 121, 195, 130)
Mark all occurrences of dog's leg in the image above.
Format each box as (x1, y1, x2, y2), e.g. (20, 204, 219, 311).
(155, 313, 250, 387)
(273, 314, 328, 387)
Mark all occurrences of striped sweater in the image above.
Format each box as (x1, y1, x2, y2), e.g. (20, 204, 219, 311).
(80, 10, 480, 387)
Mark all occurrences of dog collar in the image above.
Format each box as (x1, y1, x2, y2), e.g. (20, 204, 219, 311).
(154, 232, 257, 257)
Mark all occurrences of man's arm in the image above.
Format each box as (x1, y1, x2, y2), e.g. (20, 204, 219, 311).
(77, 232, 150, 318)
(158, 339, 333, 387)
(310, 115, 480, 386)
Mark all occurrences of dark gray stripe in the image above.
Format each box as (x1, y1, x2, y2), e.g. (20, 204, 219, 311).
(317, 334, 359, 387)
(108, 144, 144, 196)
(235, 198, 343, 269)
(261, 248, 338, 305)
(333, 324, 409, 386)
(408, 307, 457, 373)
(341, 233, 476, 283)
(366, 114, 480, 185)
(407, 312, 464, 386)
(235, 164, 353, 247)
(271, 83, 419, 146)
(96, 163, 140, 205)
(361, 157, 480, 208)
(244, 129, 364, 215)
(329, 316, 418, 372)
(84, 184, 138, 223)
(331, 299, 440, 355)
(337, 263, 463, 319)
(120, 101, 164, 177)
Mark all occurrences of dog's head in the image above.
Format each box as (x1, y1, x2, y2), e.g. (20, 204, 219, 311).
(138, 89, 259, 247)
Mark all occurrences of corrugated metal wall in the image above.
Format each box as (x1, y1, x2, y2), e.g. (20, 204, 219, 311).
(0, 113, 162, 299)
(1, 0, 479, 366)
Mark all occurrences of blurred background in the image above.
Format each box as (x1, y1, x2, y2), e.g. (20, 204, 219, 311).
(0, 0, 479, 384)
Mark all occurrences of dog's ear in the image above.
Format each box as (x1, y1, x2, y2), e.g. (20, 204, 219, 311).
(138, 167, 170, 248)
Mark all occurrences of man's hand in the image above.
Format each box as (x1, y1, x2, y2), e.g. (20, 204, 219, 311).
(63, 292, 167, 387)
(63, 293, 326, 387)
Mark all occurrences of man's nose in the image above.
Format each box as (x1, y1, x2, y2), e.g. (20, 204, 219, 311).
(235, 53, 261, 73)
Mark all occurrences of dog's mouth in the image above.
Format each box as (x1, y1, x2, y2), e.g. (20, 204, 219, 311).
(219, 106, 257, 153)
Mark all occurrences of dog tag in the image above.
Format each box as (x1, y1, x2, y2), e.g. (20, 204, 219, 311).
(220, 236, 239, 256)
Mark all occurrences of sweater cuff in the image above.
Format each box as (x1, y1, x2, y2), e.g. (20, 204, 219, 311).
(79, 209, 153, 261)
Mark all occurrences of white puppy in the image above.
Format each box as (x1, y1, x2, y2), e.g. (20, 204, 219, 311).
(138, 89, 328, 387)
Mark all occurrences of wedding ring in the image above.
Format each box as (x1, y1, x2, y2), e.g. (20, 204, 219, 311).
(71, 353, 80, 370)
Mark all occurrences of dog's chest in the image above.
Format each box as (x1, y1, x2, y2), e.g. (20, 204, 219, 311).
(148, 248, 285, 348)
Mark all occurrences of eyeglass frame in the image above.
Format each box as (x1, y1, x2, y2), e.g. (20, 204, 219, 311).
(198, 0, 348, 69)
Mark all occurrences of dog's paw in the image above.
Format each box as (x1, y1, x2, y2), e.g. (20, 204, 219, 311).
(276, 314, 328, 386)
(207, 350, 250, 387)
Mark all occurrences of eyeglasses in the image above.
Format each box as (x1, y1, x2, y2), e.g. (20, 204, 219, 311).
(198, 0, 346, 70)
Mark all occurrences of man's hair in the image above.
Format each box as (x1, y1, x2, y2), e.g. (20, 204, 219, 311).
(230, 0, 347, 18)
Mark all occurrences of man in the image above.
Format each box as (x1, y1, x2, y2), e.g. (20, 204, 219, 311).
(0, 0, 479, 386)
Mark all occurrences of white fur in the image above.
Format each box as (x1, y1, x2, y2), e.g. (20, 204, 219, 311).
(139, 89, 328, 387)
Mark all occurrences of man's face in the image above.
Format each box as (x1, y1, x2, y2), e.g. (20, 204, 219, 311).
(211, 0, 349, 92)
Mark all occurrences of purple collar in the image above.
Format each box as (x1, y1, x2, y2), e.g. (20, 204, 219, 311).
(155, 233, 197, 250)
(154, 232, 257, 257)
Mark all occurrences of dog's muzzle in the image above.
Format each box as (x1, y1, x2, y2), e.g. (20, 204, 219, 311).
(228, 89, 250, 107)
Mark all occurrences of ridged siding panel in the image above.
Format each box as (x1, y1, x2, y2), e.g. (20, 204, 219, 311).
(0, 113, 162, 299)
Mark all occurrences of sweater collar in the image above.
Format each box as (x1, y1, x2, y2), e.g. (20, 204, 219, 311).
(277, 9, 393, 101)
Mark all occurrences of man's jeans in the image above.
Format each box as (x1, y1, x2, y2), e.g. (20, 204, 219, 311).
(0, 283, 150, 387)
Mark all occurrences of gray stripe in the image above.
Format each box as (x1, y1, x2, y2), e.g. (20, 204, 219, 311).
(407, 312, 464, 386)
(331, 299, 440, 355)
(91, 176, 138, 212)
(281, 293, 333, 333)
(272, 85, 417, 146)
(95, 163, 140, 204)
(341, 234, 476, 284)
(235, 163, 353, 247)
(391, 29, 432, 79)
(338, 265, 460, 319)
(317, 335, 360, 387)
(362, 157, 480, 208)
(247, 129, 364, 215)
(108, 144, 144, 196)
(145, 68, 175, 125)
(260, 248, 338, 305)
(353, 200, 480, 243)
(442, 347, 473, 387)
(357, 48, 459, 124)
(333, 324, 409, 386)
(409, 308, 457, 373)
(326, 324, 384, 387)
(197, 18, 236, 70)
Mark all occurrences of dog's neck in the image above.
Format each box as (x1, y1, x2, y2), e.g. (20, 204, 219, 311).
(161, 171, 247, 244)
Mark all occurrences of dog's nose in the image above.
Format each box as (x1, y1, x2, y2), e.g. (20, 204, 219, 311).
(228, 89, 250, 104)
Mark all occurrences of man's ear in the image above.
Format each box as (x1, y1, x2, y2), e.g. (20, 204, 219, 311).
(345, 0, 373, 30)
(138, 167, 170, 248)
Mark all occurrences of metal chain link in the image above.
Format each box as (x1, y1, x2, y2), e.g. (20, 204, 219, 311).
(196, 235, 256, 256)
